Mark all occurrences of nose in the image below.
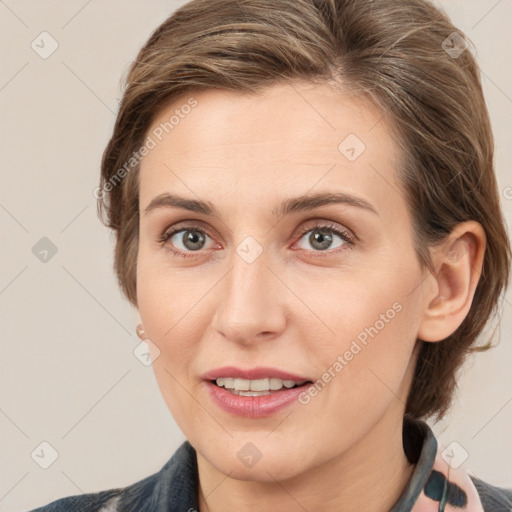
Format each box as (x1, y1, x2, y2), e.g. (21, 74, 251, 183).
(211, 246, 287, 346)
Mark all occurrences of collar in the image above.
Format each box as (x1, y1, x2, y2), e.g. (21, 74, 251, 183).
(392, 417, 484, 511)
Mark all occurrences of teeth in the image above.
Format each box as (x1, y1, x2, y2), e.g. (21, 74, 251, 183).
(269, 378, 283, 390)
(249, 378, 269, 391)
(234, 378, 250, 391)
(214, 377, 306, 392)
(236, 390, 271, 396)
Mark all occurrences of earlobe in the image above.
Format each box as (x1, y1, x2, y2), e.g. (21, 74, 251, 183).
(136, 323, 147, 340)
(417, 221, 486, 343)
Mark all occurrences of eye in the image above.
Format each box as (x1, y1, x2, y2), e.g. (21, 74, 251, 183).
(293, 221, 355, 254)
(158, 226, 217, 258)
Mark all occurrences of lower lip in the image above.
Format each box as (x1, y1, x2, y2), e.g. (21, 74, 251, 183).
(204, 381, 311, 418)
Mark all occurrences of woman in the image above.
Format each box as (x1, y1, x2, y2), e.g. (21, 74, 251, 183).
(31, 0, 511, 510)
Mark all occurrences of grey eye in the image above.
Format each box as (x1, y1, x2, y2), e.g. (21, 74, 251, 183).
(296, 227, 346, 251)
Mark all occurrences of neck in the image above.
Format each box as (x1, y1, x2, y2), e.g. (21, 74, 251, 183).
(196, 405, 416, 512)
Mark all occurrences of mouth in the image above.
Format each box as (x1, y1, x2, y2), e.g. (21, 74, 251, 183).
(202, 366, 314, 417)
(210, 377, 312, 396)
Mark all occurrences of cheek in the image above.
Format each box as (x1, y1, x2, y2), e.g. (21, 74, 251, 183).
(136, 251, 201, 340)
(319, 270, 419, 353)
(137, 268, 204, 430)
(136, 252, 216, 379)
(308, 261, 422, 404)
(136, 260, 198, 411)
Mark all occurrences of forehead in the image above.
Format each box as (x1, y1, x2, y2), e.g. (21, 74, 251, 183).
(138, 81, 404, 220)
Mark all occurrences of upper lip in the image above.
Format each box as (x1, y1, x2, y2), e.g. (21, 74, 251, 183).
(202, 366, 311, 382)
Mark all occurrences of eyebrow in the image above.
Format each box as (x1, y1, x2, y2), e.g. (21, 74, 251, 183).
(143, 191, 378, 218)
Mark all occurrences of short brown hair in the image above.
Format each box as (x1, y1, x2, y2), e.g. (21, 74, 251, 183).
(98, 0, 511, 421)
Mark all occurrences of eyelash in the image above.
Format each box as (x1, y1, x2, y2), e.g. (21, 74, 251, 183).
(157, 221, 356, 259)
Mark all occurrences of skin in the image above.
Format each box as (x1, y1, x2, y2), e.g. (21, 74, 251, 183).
(135, 80, 486, 512)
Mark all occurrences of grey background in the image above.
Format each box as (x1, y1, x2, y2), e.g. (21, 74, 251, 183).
(0, 1, 511, 510)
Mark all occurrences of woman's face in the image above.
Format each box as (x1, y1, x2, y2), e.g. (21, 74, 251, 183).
(136, 81, 428, 480)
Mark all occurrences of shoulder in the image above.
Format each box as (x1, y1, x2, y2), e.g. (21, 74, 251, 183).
(470, 475, 512, 512)
(27, 471, 160, 512)
(28, 441, 199, 512)
(28, 489, 124, 512)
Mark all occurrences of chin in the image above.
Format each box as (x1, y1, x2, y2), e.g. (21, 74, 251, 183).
(218, 457, 306, 483)
(200, 438, 312, 482)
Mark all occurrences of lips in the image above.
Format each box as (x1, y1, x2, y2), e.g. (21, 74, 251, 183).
(201, 366, 314, 417)
(202, 366, 311, 382)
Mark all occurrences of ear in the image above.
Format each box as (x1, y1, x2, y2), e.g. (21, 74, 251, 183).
(417, 221, 486, 343)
